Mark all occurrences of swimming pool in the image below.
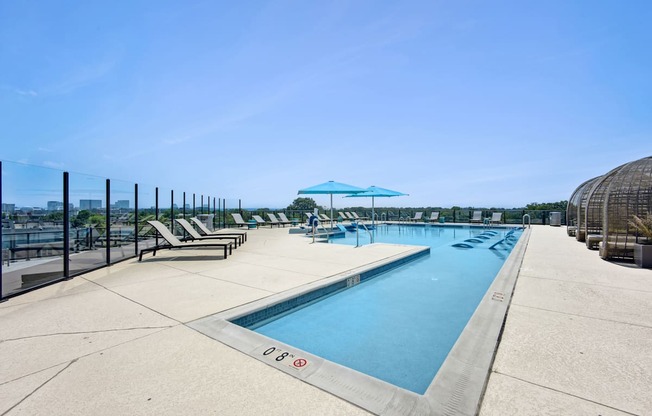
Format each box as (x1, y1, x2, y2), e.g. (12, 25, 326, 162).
(248, 225, 521, 394)
(190, 224, 529, 415)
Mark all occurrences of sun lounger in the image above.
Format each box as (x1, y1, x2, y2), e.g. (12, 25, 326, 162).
(277, 213, 294, 225)
(267, 213, 291, 227)
(427, 212, 439, 222)
(489, 212, 502, 225)
(351, 212, 369, 220)
(232, 213, 253, 228)
(189, 217, 247, 243)
(470, 211, 482, 223)
(252, 214, 269, 227)
(409, 212, 423, 222)
(319, 214, 333, 225)
(175, 219, 241, 246)
(265, 213, 281, 227)
(345, 212, 355, 220)
(139, 220, 233, 261)
(338, 212, 349, 221)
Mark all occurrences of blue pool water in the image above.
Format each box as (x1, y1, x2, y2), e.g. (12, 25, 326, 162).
(247, 224, 522, 394)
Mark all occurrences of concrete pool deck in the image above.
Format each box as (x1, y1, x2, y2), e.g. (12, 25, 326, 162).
(1, 225, 650, 415)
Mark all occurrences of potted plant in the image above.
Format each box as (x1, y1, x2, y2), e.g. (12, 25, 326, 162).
(629, 212, 652, 268)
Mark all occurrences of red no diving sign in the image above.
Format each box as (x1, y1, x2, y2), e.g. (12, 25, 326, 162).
(292, 358, 308, 368)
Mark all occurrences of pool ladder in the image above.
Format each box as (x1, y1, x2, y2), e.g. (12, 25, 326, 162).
(355, 222, 374, 247)
(522, 214, 531, 229)
(310, 223, 330, 243)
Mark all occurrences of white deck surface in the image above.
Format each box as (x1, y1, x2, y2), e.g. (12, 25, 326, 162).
(1, 225, 651, 415)
(479, 225, 652, 416)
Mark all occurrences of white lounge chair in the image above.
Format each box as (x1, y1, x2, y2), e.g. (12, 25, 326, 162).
(427, 212, 439, 222)
(139, 220, 233, 261)
(489, 212, 503, 225)
(351, 212, 368, 220)
(252, 215, 269, 227)
(277, 213, 294, 225)
(470, 211, 483, 223)
(190, 217, 247, 243)
(175, 218, 241, 246)
(267, 213, 291, 227)
(232, 213, 253, 228)
(319, 214, 333, 225)
(409, 212, 423, 222)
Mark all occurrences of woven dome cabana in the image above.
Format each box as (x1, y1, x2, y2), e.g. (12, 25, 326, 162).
(568, 176, 602, 241)
(601, 156, 652, 259)
(567, 177, 600, 237)
(583, 163, 628, 242)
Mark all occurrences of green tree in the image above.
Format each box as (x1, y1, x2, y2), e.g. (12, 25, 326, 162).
(525, 201, 568, 211)
(89, 214, 105, 227)
(44, 211, 65, 222)
(72, 210, 91, 228)
(287, 197, 319, 211)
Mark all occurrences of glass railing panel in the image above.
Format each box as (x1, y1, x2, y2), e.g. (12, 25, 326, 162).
(1, 161, 65, 297)
(212, 198, 224, 228)
(157, 187, 174, 232)
(197, 193, 209, 216)
(136, 185, 157, 252)
(172, 189, 187, 238)
(189, 193, 212, 232)
(109, 179, 136, 264)
(68, 172, 107, 274)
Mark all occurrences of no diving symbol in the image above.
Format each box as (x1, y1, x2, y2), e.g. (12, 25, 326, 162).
(293, 358, 308, 368)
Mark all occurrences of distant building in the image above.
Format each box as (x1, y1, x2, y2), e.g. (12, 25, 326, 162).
(1, 203, 15, 214)
(47, 201, 64, 211)
(80, 199, 102, 210)
(114, 200, 130, 209)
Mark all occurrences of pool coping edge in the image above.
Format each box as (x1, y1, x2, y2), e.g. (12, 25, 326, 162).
(188, 228, 530, 415)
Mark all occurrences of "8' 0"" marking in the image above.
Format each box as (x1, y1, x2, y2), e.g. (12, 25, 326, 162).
(262, 347, 310, 371)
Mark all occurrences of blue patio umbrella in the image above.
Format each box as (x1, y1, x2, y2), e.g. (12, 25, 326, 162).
(345, 186, 408, 227)
(298, 181, 366, 230)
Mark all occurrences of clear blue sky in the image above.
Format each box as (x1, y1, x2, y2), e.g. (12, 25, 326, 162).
(2, 1, 651, 209)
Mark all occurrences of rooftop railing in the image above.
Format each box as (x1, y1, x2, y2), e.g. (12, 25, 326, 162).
(1, 160, 239, 301)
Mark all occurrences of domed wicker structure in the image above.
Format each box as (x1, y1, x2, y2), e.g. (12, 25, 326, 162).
(568, 155, 652, 261)
(567, 176, 601, 240)
(583, 162, 628, 243)
(601, 156, 652, 259)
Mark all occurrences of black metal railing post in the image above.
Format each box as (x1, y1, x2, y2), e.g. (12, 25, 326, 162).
(222, 198, 226, 228)
(63, 172, 70, 278)
(155, 187, 159, 246)
(192, 193, 196, 217)
(183, 192, 186, 219)
(213, 197, 216, 229)
(134, 183, 139, 256)
(106, 179, 111, 265)
(170, 190, 174, 232)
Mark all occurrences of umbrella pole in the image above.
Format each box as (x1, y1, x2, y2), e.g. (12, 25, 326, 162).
(372, 196, 375, 228)
(329, 194, 333, 242)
